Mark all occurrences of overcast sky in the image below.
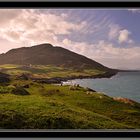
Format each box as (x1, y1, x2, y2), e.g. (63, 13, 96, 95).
(0, 9, 140, 70)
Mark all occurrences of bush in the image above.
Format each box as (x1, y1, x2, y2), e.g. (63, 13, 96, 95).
(0, 86, 10, 93)
(0, 110, 26, 129)
(33, 116, 75, 129)
(11, 87, 30, 95)
(41, 89, 65, 96)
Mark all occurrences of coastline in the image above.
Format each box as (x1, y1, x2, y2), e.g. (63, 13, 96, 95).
(1, 69, 140, 129)
(31, 70, 118, 84)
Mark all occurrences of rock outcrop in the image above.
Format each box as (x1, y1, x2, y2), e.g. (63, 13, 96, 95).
(0, 72, 10, 83)
(113, 97, 136, 105)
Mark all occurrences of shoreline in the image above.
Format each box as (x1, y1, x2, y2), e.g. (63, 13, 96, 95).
(31, 70, 140, 104)
(31, 71, 118, 84)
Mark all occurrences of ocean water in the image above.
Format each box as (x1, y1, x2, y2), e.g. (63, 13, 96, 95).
(63, 72, 140, 103)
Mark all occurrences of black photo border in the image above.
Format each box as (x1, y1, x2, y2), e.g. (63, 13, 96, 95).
(0, 1, 140, 138)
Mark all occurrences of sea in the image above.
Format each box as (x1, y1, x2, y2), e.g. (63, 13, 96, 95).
(63, 72, 140, 103)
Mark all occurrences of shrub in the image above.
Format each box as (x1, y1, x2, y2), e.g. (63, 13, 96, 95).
(0, 86, 10, 93)
(11, 87, 30, 95)
(0, 110, 26, 129)
(42, 89, 65, 96)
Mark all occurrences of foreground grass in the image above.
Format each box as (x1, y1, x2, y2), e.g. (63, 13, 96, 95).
(0, 81, 140, 129)
(0, 64, 140, 129)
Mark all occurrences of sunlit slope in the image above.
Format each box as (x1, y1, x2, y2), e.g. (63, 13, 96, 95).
(0, 64, 115, 79)
(0, 81, 140, 129)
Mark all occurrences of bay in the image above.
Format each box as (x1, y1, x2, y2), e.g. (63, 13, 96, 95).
(63, 72, 140, 103)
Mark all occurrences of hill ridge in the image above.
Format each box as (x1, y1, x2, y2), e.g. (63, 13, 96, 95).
(0, 43, 113, 71)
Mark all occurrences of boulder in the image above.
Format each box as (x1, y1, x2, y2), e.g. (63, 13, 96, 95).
(0, 72, 10, 83)
(85, 87, 96, 92)
(17, 73, 30, 80)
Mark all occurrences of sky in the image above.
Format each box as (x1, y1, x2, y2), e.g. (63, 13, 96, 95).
(0, 9, 140, 70)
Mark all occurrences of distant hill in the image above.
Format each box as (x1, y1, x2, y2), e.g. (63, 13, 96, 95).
(0, 43, 115, 72)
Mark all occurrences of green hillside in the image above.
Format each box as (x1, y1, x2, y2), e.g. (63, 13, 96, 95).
(0, 64, 140, 129)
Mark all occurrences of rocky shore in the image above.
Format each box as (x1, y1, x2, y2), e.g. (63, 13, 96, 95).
(31, 70, 118, 84)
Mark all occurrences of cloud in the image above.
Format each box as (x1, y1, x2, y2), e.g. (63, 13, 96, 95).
(0, 9, 87, 46)
(61, 38, 140, 69)
(0, 10, 20, 27)
(118, 29, 131, 43)
(62, 38, 138, 61)
(108, 24, 133, 44)
(108, 24, 120, 40)
(0, 37, 23, 54)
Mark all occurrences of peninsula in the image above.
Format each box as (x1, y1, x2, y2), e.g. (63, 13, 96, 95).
(0, 43, 140, 129)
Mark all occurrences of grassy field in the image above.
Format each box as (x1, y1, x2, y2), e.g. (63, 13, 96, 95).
(0, 64, 105, 78)
(0, 64, 140, 129)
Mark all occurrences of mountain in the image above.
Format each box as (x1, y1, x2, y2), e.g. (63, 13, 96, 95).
(0, 43, 114, 71)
